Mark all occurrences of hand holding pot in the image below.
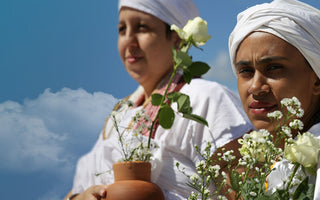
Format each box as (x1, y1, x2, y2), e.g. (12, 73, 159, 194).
(72, 185, 108, 200)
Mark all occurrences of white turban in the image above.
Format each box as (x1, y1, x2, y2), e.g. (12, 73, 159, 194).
(118, 0, 199, 28)
(229, 0, 320, 79)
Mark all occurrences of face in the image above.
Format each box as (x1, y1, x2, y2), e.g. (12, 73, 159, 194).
(236, 32, 320, 132)
(118, 7, 179, 95)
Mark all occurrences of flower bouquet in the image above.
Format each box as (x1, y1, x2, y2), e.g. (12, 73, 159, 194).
(178, 97, 319, 200)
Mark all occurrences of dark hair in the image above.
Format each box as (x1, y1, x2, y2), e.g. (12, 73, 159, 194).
(165, 23, 173, 38)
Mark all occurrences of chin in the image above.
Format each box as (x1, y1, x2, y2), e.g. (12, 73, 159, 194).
(252, 120, 274, 132)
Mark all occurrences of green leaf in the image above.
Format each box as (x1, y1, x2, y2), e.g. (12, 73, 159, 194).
(176, 94, 192, 114)
(151, 93, 163, 106)
(230, 170, 241, 192)
(167, 92, 192, 114)
(159, 104, 175, 129)
(183, 113, 208, 126)
(183, 70, 192, 84)
(167, 91, 181, 102)
(293, 177, 315, 200)
(188, 61, 210, 76)
(174, 51, 192, 68)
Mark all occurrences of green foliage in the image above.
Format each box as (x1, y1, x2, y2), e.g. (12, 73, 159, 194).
(230, 170, 240, 192)
(158, 104, 175, 129)
(151, 93, 163, 106)
(183, 113, 208, 127)
(293, 177, 315, 200)
(188, 61, 210, 76)
(166, 92, 208, 126)
(172, 48, 192, 68)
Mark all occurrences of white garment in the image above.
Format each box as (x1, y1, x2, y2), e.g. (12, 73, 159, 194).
(71, 79, 253, 199)
(229, 0, 320, 79)
(118, 0, 199, 29)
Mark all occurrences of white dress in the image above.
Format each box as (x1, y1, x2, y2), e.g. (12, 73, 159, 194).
(71, 79, 253, 199)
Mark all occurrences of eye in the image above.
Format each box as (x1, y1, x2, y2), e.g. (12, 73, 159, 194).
(118, 24, 126, 34)
(237, 66, 254, 79)
(267, 64, 283, 71)
(238, 66, 254, 74)
(138, 23, 148, 31)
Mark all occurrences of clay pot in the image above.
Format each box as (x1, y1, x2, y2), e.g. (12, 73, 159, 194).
(102, 161, 164, 200)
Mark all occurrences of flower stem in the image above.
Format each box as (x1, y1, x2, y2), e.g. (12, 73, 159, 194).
(147, 61, 180, 148)
(285, 163, 300, 192)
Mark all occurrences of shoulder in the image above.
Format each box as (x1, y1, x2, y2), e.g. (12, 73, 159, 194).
(180, 78, 240, 103)
(181, 78, 235, 94)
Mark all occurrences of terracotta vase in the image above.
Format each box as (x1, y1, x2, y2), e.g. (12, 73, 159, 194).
(102, 161, 165, 200)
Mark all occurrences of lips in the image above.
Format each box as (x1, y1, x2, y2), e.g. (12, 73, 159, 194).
(249, 101, 277, 115)
(126, 55, 143, 64)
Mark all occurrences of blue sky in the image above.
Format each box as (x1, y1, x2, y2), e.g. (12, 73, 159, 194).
(1, 0, 320, 199)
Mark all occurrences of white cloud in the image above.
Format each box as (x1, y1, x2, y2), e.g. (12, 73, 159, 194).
(203, 50, 238, 91)
(0, 88, 118, 175)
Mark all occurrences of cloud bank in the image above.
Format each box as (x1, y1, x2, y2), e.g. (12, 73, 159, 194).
(0, 88, 118, 175)
(203, 50, 238, 91)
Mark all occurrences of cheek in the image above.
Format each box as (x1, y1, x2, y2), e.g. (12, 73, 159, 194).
(237, 79, 249, 103)
(117, 39, 125, 60)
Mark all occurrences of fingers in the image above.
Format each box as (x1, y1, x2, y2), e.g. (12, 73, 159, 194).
(90, 185, 108, 198)
(74, 185, 108, 200)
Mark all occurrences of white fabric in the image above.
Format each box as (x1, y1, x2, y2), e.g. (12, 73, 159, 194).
(118, 0, 199, 28)
(307, 122, 320, 200)
(71, 79, 253, 199)
(229, 0, 320, 79)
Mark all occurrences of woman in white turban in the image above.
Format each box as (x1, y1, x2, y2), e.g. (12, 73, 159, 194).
(229, 0, 320, 198)
(64, 0, 252, 199)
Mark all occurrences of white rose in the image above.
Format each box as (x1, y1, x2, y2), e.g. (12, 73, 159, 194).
(171, 17, 211, 46)
(284, 132, 320, 175)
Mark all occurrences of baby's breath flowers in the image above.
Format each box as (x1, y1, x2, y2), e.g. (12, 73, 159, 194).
(176, 142, 222, 200)
(178, 97, 317, 200)
(111, 104, 158, 161)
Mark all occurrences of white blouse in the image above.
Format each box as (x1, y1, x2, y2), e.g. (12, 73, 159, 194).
(72, 79, 253, 199)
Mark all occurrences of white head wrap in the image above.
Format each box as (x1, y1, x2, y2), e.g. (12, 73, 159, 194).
(118, 0, 199, 28)
(229, 0, 320, 79)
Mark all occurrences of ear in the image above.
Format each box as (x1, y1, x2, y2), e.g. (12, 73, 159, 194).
(171, 31, 182, 49)
(312, 74, 320, 95)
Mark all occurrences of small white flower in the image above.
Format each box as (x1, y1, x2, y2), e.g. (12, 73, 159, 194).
(217, 196, 227, 200)
(289, 119, 304, 130)
(267, 110, 283, 120)
(221, 171, 227, 179)
(190, 174, 199, 182)
(249, 191, 257, 197)
(204, 189, 210, 195)
(280, 98, 291, 107)
(281, 125, 292, 137)
(287, 106, 296, 115)
(291, 96, 301, 107)
(296, 108, 304, 118)
(222, 150, 235, 162)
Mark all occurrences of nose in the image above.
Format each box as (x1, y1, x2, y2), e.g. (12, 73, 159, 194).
(122, 27, 138, 48)
(247, 72, 270, 96)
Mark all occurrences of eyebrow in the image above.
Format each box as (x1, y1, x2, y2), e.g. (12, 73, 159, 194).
(235, 56, 289, 67)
